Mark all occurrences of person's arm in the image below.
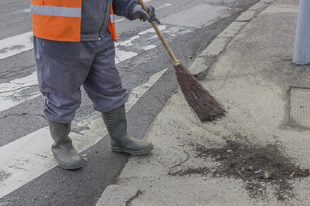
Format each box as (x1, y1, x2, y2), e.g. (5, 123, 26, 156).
(113, 0, 160, 23)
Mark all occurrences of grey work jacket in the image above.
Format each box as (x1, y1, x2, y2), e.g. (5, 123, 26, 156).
(81, 0, 138, 41)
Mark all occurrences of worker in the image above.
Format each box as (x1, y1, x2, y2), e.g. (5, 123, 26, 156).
(30, 0, 160, 170)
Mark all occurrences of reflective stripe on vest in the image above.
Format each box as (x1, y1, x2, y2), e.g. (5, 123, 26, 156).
(108, 5, 117, 41)
(31, 0, 82, 42)
(31, 0, 117, 42)
(30, 6, 81, 18)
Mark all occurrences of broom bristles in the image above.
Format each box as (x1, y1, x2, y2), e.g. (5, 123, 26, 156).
(174, 63, 226, 122)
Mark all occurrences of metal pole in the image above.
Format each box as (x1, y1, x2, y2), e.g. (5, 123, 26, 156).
(293, 0, 310, 65)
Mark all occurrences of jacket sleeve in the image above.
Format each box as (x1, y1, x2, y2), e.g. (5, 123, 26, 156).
(112, 0, 138, 20)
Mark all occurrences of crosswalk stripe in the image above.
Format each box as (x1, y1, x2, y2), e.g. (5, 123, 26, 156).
(0, 71, 40, 112)
(0, 68, 168, 198)
(0, 32, 33, 60)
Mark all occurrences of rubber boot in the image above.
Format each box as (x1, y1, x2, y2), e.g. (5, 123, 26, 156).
(48, 120, 83, 170)
(102, 105, 154, 155)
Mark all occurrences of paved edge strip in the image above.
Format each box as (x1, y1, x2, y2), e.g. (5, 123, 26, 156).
(189, 0, 276, 80)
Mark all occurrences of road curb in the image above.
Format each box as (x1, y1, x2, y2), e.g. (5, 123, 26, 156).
(189, 0, 276, 80)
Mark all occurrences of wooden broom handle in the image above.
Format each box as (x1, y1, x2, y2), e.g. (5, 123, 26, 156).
(137, 0, 180, 66)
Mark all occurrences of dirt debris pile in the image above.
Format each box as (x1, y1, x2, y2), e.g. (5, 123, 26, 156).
(169, 137, 309, 200)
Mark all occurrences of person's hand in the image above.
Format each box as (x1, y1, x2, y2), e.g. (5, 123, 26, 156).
(132, 4, 160, 24)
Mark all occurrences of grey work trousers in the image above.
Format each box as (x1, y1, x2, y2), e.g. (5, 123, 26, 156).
(33, 33, 128, 123)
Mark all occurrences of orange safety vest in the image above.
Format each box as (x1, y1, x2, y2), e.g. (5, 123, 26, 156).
(30, 0, 117, 42)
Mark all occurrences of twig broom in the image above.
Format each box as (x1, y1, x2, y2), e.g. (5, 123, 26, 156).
(138, 0, 226, 122)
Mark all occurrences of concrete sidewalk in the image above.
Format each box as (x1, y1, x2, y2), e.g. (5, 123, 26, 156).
(97, 0, 310, 205)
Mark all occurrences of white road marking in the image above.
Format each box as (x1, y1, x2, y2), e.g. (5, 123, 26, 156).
(0, 32, 33, 60)
(115, 19, 125, 23)
(142, 45, 157, 50)
(0, 71, 40, 112)
(138, 25, 166, 35)
(158, 3, 172, 9)
(115, 36, 140, 64)
(115, 50, 137, 64)
(0, 68, 168, 199)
